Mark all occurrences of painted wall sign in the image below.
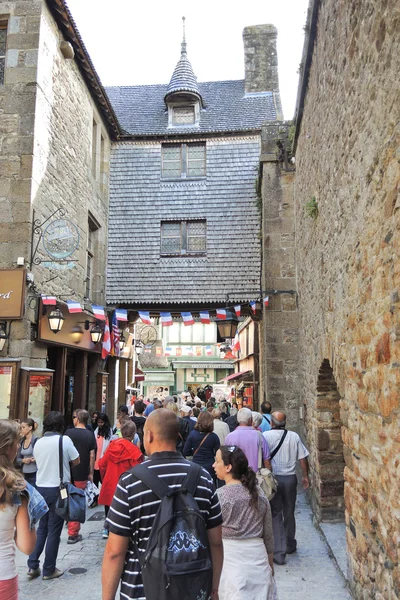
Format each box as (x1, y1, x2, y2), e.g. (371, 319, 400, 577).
(0, 269, 26, 319)
(42, 219, 79, 260)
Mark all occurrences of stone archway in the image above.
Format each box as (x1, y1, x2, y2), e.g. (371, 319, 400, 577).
(313, 358, 345, 521)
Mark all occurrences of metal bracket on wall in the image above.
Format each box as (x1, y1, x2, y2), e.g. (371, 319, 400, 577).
(30, 207, 66, 269)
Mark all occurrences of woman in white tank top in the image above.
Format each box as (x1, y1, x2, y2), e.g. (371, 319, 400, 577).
(0, 420, 37, 600)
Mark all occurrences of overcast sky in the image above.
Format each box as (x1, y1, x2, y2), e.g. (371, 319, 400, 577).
(66, 0, 309, 120)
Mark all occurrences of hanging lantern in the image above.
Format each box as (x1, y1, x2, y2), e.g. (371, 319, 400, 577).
(48, 308, 65, 334)
(0, 323, 7, 351)
(70, 324, 84, 344)
(216, 310, 238, 340)
(119, 331, 126, 351)
(135, 342, 143, 355)
(90, 323, 103, 344)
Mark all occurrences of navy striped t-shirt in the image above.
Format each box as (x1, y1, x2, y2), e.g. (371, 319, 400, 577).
(105, 451, 223, 600)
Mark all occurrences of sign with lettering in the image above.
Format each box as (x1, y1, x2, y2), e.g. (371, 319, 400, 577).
(42, 219, 79, 260)
(0, 269, 26, 319)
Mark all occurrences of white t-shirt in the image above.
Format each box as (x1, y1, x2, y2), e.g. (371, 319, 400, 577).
(0, 504, 18, 580)
(34, 434, 79, 487)
(263, 429, 309, 476)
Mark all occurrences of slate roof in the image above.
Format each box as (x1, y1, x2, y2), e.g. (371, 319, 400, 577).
(165, 39, 202, 102)
(105, 81, 277, 137)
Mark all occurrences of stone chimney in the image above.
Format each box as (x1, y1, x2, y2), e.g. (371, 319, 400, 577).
(243, 24, 279, 94)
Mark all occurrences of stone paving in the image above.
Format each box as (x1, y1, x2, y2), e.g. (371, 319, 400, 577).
(16, 495, 352, 599)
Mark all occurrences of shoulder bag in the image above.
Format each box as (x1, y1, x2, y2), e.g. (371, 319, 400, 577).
(192, 433, 210, 458)
(55, 436, 87, 523)
(255, 430, 287, 501)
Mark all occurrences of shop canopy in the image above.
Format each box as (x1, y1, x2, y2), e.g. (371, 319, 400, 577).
(134, 368, 145, 382)
(221, 370, 253, 382)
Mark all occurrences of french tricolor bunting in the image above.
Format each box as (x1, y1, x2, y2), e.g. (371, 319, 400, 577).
(160, 312, 173, 327)
(115, 308, 128, 321)
(138, 311, 151, 325)
(249, 301, 257, 314)
(263, 296, 269, 307)
(42, 296, 57, 305)
(66, 300, 82, 313)
(92, 305, 106, 321)
(216, 309, 226, 319)
(234, 305, 241, 318)
(181, 312, 195, 326)
(200, 311, 210, 324)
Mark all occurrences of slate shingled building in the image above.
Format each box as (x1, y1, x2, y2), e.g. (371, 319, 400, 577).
(106, 24, 283, 308)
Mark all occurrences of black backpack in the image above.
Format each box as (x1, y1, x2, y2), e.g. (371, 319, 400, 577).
(132, 462, 212, 600)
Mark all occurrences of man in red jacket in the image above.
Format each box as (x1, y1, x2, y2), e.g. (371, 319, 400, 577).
(98, 421, 143, 538)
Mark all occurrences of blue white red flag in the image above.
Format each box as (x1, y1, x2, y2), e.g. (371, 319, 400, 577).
(165, 346, 172, 356)
(110, 312, 120, 357)
(263, 296, 269, 307)
(66, 300, 82, 313)
(115, 308, 128, 321)
(182, 312, 194, 326)
(234, 305, 241, 318)
(160, 312, 173, 326)
(249, 301, 257, 314)
(92, 305, 106, 321)
(206, 345, 212, 356)
(42, 296, 57, 305)
(200, 311, 210, 324)
(101, 320, 111, 359)
(216, 309, 226, 319)
(138, 311, 151, 325)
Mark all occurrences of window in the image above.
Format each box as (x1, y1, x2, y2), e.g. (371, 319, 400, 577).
(172, 106, 195, 125)
(160, 220, 206, 256)
(85, 214, 100, 299)
(0, 24, 7, 85)
(162, 143, 206, 179)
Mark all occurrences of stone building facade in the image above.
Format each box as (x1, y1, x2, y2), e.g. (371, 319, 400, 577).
(293, 0, 400, 597)
(0, 0, 120, 423)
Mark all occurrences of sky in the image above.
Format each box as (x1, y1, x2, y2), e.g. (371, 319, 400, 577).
(66, 0, 309, 120)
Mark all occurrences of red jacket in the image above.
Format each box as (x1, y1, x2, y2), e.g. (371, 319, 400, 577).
(98, 438, 143, 506)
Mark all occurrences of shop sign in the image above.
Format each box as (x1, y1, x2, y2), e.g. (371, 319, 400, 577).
(43, 219, 79, 260)
(0, 269, 26, 319)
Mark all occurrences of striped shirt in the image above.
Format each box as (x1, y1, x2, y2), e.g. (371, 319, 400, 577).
(262, 429, 309, 476)
(105, 451, 222, 600)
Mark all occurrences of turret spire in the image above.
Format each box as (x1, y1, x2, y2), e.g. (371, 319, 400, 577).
(181, 16, 187, 55)
(165, 18, 203, 105)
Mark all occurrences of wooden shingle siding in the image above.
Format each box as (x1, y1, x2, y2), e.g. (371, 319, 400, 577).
(107, 137, 261, 304)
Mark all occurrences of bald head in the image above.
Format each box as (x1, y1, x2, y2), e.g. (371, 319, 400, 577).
(271, 411, 286, 428)
(144, 408, 179, 447)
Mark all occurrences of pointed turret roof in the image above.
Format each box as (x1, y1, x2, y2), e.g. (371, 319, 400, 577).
(165, 18, 202, 105)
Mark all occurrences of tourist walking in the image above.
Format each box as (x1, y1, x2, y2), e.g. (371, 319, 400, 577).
(212, 408, 230, 445)
(0, 420, 38, 600)
(16, 419, 38, 487)
(102, 409, 223, 600)
(27, 411, 80, 580)
(131, 400, 147, 453)
(165, 397, 190, 452)
(98, 420, 143, 539)
(65, 409, 96, 544)
(225, 408, 271, 473)
(180, 404, 195, 433)
(263, 411, 309, 565)
(214, 445, 277, 600)
(93, 413, 112, 489)
(260, 402, 272, 433)
(183, 410, 220, 479)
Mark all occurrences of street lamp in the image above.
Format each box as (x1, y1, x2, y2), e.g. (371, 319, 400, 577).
(0, 322, 8, 351)
(119, 331, 126, 351)
(48, 308, 65, 333)
(70, 324, 84, 344)
(90, 323, 103, 344)
(216, 310, 238, 340)
(135, 342, 143, 355)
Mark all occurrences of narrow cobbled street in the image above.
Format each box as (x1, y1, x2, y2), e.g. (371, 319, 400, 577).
(17, 495, 352, 600)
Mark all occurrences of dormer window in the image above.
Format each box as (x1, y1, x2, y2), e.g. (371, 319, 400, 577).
(173, 106, 195, 125)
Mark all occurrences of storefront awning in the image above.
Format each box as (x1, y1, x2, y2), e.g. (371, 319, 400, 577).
(222, 370, 253, 382)
(143, 370, 175, 384)
(134, 368, 145, 382)
(172, 361, 234, 370)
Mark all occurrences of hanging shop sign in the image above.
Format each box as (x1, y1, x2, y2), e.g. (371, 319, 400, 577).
(42, 219, 79, 260)
(0, 269, 26, 319)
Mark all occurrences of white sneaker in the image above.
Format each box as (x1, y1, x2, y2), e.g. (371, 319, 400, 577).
(102, 528, 109, 539)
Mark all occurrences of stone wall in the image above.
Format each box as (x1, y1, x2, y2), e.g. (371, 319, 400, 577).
(294, 0, 400, 597)
(259, 123, 301, 428)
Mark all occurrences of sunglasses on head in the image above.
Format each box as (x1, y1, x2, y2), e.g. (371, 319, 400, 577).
(226, 445, 237, 453)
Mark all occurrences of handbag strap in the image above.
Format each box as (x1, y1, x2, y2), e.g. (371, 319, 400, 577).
(193, 433, 210, 457)
(270, 429, 288, 461)
(58, 435, 64, 485)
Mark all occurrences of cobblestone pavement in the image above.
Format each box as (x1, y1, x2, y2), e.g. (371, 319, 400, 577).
(16, 496, 352, 599)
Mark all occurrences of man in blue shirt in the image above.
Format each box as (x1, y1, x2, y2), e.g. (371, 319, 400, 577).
(260, 401, 272, 433)
(144, 399, 156, 417)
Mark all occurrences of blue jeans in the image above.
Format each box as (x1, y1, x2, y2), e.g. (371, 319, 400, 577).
(27, 487, 64, 576)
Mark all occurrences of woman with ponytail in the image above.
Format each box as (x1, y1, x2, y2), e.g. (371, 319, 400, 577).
(213, 446, 278, 600)
(0, 420, 37, 600)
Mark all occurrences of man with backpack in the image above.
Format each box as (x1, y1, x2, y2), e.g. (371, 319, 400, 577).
(102, 408, 223, 600)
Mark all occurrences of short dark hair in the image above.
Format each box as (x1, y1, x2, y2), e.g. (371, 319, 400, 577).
(43, 411, 64, 434)
(195, 411, 214, 433)
(192, 407, 200, 418)
(134, 400, 145, 415)
(261, 402, 272, 415)
(118, 405, 129, 414)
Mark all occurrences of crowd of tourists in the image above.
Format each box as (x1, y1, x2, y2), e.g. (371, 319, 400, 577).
(0, 392, 309, 600)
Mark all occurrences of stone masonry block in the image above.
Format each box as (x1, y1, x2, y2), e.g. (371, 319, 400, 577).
(6, 49, 19, 68)
(8, 16, 21, 34)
